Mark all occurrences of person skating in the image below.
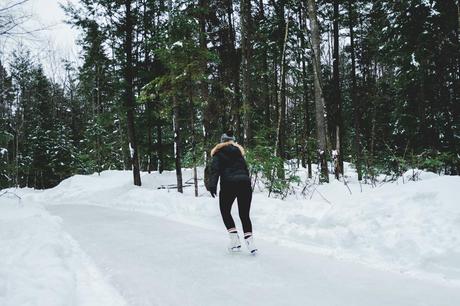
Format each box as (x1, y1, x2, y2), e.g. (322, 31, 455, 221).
(208, 130, 257, 254)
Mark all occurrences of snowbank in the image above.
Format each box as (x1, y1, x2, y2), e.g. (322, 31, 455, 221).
(259, 174, 460, 282)
(0, 193, 127, 306)
(12, 166, 460, 285)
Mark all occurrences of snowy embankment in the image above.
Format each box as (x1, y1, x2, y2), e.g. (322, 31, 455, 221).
(18, 164, 460, 284)
(1, 164, 460, 304)
(0, 192, 127, 306)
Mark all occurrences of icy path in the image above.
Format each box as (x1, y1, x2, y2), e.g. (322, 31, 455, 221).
(48, 204, 460, 306)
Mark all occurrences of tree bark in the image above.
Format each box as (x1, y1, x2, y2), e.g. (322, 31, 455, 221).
(275, 3, 288, 164)
(348, 0, 362, 181)
(332, 0, 343, 179)
(123, 0, 141, 186)
(298, 3, 312, 178)
(173, 95, 183, 193)
(226, 1, 242, 140)
(146, 100, 154, 173)
(199, 0, 211, 166)
(241, 0, 252, 145)
(306, 0, 329, 183)
(189, 81, 198, 197)
(156, 122, 163, 173)
(258, 0, 271, 127)
(142, 0, 154, 174)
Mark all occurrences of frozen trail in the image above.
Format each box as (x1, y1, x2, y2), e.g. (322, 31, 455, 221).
(48, 204, 460, 306)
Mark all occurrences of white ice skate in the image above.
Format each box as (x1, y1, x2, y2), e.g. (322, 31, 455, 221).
(245, 235, 258, 255)
(228, 232, 242, 252)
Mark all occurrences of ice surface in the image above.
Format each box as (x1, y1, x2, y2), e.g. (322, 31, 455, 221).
(0, 197, 126, 306)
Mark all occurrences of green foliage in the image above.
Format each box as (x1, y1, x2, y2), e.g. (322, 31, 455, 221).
(1, 51, 78, 188)
(246, 134, 300, 198)
(182, 142, 205, 169)
(361, 148, 460, 183)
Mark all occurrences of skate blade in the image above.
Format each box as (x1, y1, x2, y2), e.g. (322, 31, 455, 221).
(228, 245, 242, 253)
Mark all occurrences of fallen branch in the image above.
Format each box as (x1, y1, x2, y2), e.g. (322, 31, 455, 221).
(0, 190, 22, 199)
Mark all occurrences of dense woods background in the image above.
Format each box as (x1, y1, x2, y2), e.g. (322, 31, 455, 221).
(1, 0, 459, 191)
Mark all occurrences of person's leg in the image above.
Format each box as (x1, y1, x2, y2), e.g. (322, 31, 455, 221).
(219, 184, 237, 232)
(236, 180, 253, 237)
(237, 181, 257, 253)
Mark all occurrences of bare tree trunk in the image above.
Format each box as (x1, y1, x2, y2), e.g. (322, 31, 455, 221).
(157, 122, 163, 173)
(241, 0, 252, 145)
(306, 0, 329, 183)
(258, 0, 271, 127)
(298, 3, 312, 178)
(15, 122, 19, 186)
(458, 0, 460, 44)
(226, 1, 242, 140)
(146, 100, 154, 173)
(275, 6, 288, 164)
(189, 82, 198, 197)
(168, 0, 181, 190)
(142, 2, 155, 174)
(332, 0, 343, 179)
(198, 0, 212, 169)
(349, 0, 362, 181)
(94, 67, 102, 175)
(123, 0, 141, 186)
(173, 95, 183, 193)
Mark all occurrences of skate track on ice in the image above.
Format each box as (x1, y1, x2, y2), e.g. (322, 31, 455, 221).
(48, 204, 460, 306)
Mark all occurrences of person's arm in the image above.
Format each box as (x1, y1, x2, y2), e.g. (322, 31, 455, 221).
(243, 158, 250, 176)
(209, 154, 220, 197)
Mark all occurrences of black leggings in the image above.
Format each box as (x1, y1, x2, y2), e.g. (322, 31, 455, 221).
(219, 180, 253, 234)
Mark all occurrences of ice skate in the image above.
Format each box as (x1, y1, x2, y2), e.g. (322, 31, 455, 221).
(228, 231, 241, 252)
(244, 234, 258, 255)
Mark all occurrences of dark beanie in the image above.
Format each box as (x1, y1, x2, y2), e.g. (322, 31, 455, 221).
(220, 130, 235, 143)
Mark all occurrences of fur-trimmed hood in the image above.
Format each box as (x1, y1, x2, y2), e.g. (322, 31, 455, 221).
(211, 141, 245, 157)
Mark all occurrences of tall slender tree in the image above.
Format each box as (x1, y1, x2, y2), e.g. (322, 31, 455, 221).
(307, 0, 329, 182)
(275, 1, 288, 166)
(123, 0, 142, 186)
(332, 0, 343, 179)
(298, 2, 312, 178)
(348, 0, 362, 181)
(241, 0, 253, 145)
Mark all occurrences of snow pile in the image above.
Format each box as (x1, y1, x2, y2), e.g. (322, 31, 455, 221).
(0, 193, 127, 306)
(259, 173, 460, 282)
(13, 166, 460, 285)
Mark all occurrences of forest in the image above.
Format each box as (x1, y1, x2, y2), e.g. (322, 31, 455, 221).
(0, 0, 459, 191)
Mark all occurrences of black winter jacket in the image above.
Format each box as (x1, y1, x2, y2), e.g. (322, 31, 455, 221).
(209, 141, 250, 190)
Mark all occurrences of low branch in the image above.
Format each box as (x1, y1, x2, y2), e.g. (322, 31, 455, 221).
(0, 0, 30, 13)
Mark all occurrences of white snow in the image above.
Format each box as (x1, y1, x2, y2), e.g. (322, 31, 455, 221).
(1, 164, 460, 305)
(0, 192, 127, 306)
(411, 53, 420, 68)
(128, 143, 134, 158)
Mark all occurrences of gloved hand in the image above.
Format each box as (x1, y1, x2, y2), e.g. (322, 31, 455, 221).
(209, 187, 217, 198)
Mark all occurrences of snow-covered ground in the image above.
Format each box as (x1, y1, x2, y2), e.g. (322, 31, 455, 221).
(0, 194, 126, 306)
(1, 165, 460, 305)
